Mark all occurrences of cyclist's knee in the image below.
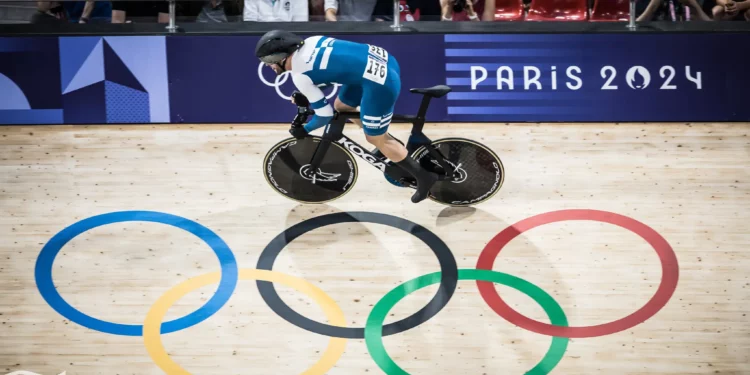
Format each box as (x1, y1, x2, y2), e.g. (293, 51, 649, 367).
(334, 97, 357, 112)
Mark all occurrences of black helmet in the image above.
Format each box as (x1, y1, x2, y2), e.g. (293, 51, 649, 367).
(255, 30, 304, 65)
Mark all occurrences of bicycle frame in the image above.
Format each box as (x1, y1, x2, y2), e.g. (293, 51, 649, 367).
(294, 91, 454, 186)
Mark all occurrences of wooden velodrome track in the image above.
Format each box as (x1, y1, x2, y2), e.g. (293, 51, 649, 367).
(0, 122, 748, 375)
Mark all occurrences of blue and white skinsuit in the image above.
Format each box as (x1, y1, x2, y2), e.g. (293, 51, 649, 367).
(288, 35, 402, 136)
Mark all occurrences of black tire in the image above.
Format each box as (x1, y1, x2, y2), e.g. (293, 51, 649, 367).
(263, 136, 358, 204)
(412, 138, 504, 207)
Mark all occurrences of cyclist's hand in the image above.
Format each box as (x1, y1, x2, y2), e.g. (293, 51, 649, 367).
(291, 91, 310, 107)
(290, 126, 308, 139)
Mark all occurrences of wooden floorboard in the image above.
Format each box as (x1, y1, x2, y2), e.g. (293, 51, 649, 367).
(0, 122, 748, 375)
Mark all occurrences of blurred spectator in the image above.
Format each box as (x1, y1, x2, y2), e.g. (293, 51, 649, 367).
(710, 0, 750, 19)
(373, 0, 417, 21)
(197, 0, 228, 22)
(111, 2, 169, 23)
(64, 1, 111, 23)
(31, 1, 67, 23)
(637, 0, 720, 20)
(406, 0, 442, 20)
(324, 0, 377, 21)
(440, 0, 496, 21)
(636, 0, 681, 20)
(678, 0, 712, 20)
(244, 0, 308, 21)
(310, 0, 326, 20)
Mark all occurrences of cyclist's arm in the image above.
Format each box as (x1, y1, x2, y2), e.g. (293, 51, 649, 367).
(292, 73, 334, 132)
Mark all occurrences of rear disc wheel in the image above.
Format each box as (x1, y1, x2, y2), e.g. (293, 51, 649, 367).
(412, 138, 504, 206)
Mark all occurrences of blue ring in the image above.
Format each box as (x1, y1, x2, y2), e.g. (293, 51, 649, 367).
(34, 211, 239, 336)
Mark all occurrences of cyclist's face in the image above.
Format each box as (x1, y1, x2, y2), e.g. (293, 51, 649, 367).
(265, 62, 283, 75)
(269, 64, 283, 75)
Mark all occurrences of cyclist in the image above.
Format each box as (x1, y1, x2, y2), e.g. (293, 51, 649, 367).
(255, 29, 439, 204)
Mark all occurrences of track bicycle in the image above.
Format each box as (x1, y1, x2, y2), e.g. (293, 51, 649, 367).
(262, 85, 505, 206)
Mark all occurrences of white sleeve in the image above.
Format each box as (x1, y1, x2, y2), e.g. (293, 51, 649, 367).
(324, 0, 338, 12)
(293, 0, 309, 21)
(292, 73, 334, 117)
(243, 0, 259, 21)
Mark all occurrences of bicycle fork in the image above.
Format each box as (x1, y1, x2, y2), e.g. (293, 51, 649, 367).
(306, 115, 346, 175)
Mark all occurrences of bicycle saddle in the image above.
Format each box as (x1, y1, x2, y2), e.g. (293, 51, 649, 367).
(410, 85, 452, 98)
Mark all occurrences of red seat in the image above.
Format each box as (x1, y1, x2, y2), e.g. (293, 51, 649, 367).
(590, 0, 630, 21)
(525, 0, 589, 21)
(493, 0, 525, 21)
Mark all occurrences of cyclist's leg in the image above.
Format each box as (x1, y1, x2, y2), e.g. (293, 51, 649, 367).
(361, 97, 404, 161)
(360, 57, 402, 159)
(335, 84, 363, 127)
(360, 77, 437, 203)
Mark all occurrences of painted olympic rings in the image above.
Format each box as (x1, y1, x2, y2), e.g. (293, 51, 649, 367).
(143, 269, 347, 375)
(365, 269, 569, 375)
(34, 211, 239, 336)
(34, 209, 678, 374)
(256, 211, 459, 339)
(476, 209, 679, 338)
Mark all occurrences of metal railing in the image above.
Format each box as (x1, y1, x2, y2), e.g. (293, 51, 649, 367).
(628, 0, 637, 30)
(391, 0, 401, 31)
(166, 0, 176, 32)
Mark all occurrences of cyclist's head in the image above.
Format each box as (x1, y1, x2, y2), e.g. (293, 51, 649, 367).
(255, 30, 304, 74)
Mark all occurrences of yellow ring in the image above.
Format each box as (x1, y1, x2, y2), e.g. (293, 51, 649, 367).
(143, 269, 347, 374)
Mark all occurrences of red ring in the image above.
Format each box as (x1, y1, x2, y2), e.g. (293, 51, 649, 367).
(476, 209, 679, 338)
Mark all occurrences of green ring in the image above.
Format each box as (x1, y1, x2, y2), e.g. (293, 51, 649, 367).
(365, 269, 570, 375)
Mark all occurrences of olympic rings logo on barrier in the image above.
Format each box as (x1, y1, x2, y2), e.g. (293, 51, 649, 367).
(33, 209, 679, 374)
(258, 62, 341, 101)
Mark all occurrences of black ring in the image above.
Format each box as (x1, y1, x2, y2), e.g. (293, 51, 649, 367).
(256, 211, 459, 339)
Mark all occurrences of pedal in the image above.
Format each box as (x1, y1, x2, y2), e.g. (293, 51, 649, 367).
(384, 174, 404, 187)
(400, 179, 417, 189)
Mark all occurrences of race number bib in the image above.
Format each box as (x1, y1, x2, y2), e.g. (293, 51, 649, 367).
(368, 44, 388, 61)
(363, 45, 389, 85)
(364, 57, 387, 85)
